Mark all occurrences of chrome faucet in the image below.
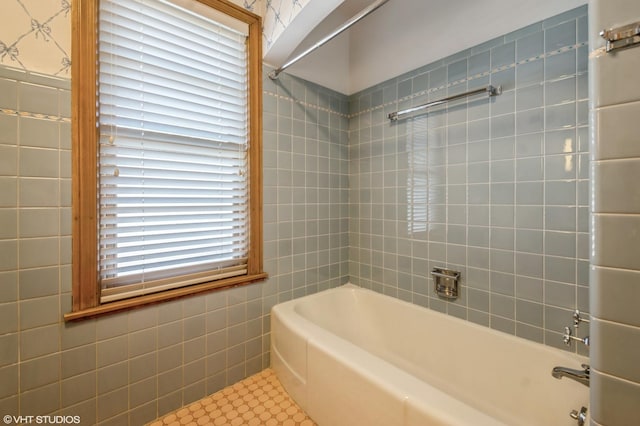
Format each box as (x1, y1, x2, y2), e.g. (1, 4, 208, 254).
(552, 364, 590, 387)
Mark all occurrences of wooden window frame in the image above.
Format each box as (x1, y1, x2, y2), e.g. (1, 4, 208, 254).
(66, 0, 265, 321)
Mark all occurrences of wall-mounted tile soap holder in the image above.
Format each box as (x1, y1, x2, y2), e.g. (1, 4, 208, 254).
(431, 267, 460, 299)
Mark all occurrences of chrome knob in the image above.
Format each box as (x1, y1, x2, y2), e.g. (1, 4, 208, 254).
(569, 406, 587, 426)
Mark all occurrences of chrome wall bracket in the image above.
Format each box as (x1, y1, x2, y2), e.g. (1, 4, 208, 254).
(600, 21, 640, 53)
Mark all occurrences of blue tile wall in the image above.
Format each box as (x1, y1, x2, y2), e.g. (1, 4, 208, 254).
(0, 64, 349, 424)
(347, 5, 589, 354)
(262, 67, 351, 302)
(0, 5, 589, 423)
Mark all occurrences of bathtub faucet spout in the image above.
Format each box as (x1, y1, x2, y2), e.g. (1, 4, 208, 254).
(552, 364, 590, 387)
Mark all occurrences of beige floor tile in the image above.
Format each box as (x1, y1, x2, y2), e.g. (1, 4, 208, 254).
(148, 368, 316, 426)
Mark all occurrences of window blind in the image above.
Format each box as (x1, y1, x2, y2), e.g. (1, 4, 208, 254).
(98, 0, 250, 302)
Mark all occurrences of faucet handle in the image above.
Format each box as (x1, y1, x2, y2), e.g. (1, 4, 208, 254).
(569, 406, 588, 426)
(573, 310, 590, 326)
(563, 327, 572, 345)
(563, 327, 591, 347)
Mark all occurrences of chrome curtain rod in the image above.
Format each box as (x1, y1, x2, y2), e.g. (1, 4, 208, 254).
(268, 0, 392, 80)
(388, 85, 502, 121)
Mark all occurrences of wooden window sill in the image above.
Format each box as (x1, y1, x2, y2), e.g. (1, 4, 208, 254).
(64, 272, 267, 321)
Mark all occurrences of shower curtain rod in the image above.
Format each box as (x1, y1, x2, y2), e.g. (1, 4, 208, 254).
(388, 85, 502, 121)
(268, 0, 392, 80)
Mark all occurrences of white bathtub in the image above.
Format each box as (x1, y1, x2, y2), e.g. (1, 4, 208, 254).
(271, 284, 589, 426)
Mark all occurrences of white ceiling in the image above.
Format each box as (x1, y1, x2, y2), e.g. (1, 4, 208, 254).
(270, 0, 587, 95)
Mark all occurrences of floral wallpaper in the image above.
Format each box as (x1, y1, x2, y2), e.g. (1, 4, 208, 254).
(0, 0, 71, 75)
(263, 0, 309, 50)
(243, 0, 262, 13)
(0, 0, 268, 76)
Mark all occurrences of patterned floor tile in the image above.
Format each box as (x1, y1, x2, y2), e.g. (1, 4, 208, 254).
(148, 368, 316, 426)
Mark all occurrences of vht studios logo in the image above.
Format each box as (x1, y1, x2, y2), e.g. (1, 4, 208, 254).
(3, 416, 81, 425)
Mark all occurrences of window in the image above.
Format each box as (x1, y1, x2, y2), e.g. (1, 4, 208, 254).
(68, 0, 264, 319)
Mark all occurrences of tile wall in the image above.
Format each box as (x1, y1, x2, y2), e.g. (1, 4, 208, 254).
(589, 0, 640, 424)
(348, 5, 590, 352)
(0, 3, 601, 424)
(0, 64, 349, 424)
(262, 68, 351, 300)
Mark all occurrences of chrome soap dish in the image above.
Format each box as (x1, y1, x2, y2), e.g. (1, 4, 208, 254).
(431, 267, 461, 299)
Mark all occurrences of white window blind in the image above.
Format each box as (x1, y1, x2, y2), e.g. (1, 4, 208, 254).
(98, 0, 250, 302)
